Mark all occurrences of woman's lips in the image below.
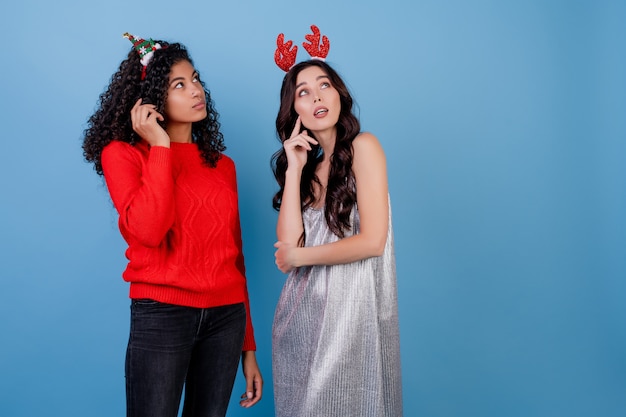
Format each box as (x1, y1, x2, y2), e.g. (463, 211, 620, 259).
(314, 106, 328, 118)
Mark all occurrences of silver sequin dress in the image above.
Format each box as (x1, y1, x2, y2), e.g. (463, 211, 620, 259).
(272, 200, 403, 417)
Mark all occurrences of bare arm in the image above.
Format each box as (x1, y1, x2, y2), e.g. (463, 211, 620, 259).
(276, 117, 318, 245)
(274, 132, 389, 272)
(276, 167, 305, 245)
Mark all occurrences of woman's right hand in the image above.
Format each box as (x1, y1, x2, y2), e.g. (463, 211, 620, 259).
(130, 98, 170, 147)
(283, 116, 318, 171)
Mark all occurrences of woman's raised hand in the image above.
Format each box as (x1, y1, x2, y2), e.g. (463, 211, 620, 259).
(283, 117, 318, 171)
(130, 98, 170, 147)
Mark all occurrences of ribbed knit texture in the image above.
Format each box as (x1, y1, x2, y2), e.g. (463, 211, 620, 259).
(102, 140, 255, 350)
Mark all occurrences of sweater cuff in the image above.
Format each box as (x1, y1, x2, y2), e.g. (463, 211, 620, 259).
(148, 146, 171, 168)
(242, 325, 256, 351)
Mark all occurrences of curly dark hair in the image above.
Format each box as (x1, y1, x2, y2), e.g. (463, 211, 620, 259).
(271, 60, 360, 239)
(82, 41, 225, 175)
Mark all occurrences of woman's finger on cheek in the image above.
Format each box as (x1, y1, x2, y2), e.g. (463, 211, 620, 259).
(290, 116, 302, 138)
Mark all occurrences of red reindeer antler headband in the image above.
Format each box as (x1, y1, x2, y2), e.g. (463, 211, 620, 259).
(274, 25, 330, 72)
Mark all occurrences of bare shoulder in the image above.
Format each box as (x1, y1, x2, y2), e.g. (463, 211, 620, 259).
(352, 132, 386, 160)
(353, 132, 381, 147)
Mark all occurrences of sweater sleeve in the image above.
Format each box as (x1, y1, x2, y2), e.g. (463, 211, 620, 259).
(237, 214, 256, 351)
(101, 141, 176, 247)
(231, 167, 256, 351)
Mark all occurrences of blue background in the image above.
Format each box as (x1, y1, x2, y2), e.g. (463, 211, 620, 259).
(1, 1, 625, 416)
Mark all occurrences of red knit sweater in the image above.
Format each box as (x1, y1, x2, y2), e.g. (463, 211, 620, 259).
(101, 140, 256, 350)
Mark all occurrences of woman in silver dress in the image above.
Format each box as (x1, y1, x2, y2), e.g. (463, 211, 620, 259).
(270, 26, 403, 417)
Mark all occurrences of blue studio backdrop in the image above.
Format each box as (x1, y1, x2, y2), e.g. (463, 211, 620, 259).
(1, 1, 625, 416)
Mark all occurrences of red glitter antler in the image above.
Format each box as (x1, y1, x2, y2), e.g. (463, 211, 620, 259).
(274, 33, 298, 72)
(302, 25, 330, 60)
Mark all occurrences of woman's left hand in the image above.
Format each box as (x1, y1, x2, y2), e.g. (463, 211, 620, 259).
(274, 241, 297, 273)
(239, 351, 263, 408)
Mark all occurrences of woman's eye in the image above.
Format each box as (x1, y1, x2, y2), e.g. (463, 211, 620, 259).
(175, 82, 183, 89)
(321, 82, 330, 89)
(192, 76, 199, 83)
(298, 89, 308, 97)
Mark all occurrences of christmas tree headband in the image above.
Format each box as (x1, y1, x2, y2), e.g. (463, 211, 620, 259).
(274, 25, 330, 72)
(123, 32, 162, 80)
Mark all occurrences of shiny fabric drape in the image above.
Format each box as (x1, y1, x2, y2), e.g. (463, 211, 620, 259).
(272, 200, 403, 417)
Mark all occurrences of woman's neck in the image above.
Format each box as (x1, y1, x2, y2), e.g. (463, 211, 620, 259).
(166, 122, 193, 143)
(312, 126, 337, 157)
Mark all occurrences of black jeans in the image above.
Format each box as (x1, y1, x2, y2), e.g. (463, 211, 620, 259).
(125, 300, 246, 417)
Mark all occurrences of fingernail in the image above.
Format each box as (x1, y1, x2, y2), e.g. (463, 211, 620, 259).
(247, 391, 253, 399)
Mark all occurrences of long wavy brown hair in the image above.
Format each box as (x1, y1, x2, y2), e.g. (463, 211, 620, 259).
(271, 60, 360, 239)
(82, 41, 224, 175)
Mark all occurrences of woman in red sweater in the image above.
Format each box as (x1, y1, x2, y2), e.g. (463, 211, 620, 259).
(82, 34, 262, 417)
